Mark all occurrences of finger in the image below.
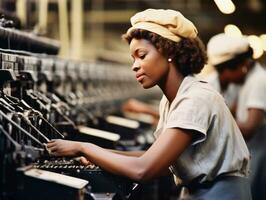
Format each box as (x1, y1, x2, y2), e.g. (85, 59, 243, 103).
(48, 139, 59, 143)
(80, 157, 91, 166)
(49, 146, 58, 153)
(46, 142, 55, 148)
(46, 146, 56, 156)
(79, 157, 86, 165)
(49, 151, 60, 157)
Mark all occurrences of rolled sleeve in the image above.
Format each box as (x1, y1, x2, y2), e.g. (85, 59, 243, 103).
(166, 96, 212, 145)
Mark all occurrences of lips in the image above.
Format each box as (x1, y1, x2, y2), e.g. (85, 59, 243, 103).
(136, 73, 144, 79)
(136, 73, 145, 82)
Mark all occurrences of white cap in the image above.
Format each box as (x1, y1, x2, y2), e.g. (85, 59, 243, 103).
(207, 33, 250, 66)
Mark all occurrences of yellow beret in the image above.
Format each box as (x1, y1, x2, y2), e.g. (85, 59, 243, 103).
(127, 9, 198, 42)
(207, 33, 250, 66)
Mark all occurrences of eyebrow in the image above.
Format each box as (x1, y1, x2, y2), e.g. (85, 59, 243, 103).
(131, 48, 145, 57)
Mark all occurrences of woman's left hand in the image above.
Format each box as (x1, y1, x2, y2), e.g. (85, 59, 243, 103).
(46, 139, 82, 157)
(79, 156, 93, 166)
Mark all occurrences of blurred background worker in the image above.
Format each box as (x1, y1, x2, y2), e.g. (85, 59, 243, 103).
(207, 33, 266, 200)
(204, 33, 242, 110)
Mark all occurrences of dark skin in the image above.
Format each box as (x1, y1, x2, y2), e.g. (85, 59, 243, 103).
(122, 98, 159, 125)
(219, 61, 265, 140)
(233, 63, 265, 140)
(217, 67, 243, 116)
(237, 108, 265, 140)
(47, 38, 193, 182)
(217, 62, 248, 111)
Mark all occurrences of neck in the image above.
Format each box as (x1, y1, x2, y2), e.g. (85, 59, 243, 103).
(158, 64, 184, 103)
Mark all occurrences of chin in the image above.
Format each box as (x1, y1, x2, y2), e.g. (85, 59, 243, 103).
(139, 79, 156, 89)
(142, 85, 150, 89)
(141, 83, 155, 89)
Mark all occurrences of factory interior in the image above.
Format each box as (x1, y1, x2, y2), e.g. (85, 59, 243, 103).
(1, 0, 266, 200)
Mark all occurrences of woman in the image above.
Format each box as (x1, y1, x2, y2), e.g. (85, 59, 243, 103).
(47, 9, 251, 199)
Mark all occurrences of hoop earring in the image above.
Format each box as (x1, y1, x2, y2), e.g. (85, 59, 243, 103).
(168, 58, 172, 63)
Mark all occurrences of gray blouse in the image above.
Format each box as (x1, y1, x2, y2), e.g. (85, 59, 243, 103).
(154, 76, 250, 184)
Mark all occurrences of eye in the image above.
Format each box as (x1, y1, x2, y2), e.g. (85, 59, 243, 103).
(139, 54, 146, 59)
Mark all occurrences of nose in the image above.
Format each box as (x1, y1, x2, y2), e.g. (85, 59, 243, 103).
(241, 66, 248, 74)
(132, 60, 140, 72)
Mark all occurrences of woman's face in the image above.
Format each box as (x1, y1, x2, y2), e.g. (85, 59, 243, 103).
(129, 38, 169, 89)
(224, 63, 248, 84)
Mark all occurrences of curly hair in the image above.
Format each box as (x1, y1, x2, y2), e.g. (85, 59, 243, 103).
(122, 29, 207, 76)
